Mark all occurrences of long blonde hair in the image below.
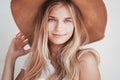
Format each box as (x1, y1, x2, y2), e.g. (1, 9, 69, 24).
(23, 0, 89, 80)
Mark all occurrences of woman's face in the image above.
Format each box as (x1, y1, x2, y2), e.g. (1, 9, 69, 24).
(47, 5, 74, 45)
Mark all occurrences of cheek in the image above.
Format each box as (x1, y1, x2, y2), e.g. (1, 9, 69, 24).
(66, 24, 74, 34)
(63, 24, 74, 42)
(47, 23, 56, 32)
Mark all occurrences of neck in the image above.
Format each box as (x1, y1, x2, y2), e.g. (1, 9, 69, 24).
(48, 42, 64, 68)
(49, 43, 63, 58)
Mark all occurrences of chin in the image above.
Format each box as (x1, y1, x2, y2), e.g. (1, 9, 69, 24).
(52, 42, 65, 45)
(51, 40, 67, 45)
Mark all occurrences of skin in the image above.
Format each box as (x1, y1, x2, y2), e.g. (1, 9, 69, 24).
(2, 1, 101, 80)
(48, 6, 74, 60)
(2, 32, 30, 80)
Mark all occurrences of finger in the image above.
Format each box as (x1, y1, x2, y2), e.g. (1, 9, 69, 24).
(21, 35, 28, 41)
(15, 33, 22, 42)
(22, 39, 29, 47)
(16, 32, 28, 42)
(15, 35, 23, 42)
(16, 32, 22, 38)
(16, 32, 26, 39)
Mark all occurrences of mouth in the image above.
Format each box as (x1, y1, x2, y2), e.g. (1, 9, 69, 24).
(52, 33, 66, 37)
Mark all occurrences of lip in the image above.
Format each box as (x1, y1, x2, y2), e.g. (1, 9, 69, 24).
(52, 33, 66, 37)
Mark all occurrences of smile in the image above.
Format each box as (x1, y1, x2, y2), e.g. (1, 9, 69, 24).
(52, 33, 66, 37)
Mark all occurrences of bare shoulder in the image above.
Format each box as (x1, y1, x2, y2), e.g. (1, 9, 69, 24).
(77, 48, 101, 80)
(77, 48, 100, 64)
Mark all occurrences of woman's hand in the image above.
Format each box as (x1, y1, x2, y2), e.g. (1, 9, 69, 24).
(2, 32, 30, 80)
(7, 32, 30, 60)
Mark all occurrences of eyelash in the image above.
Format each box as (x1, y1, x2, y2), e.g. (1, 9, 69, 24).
(48, 19, 72, 23)
(48, 19, 56, 22)
(64, 20, 72, 23)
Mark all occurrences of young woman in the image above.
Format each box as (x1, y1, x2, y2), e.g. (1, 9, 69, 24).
(2, 0, 107, 80)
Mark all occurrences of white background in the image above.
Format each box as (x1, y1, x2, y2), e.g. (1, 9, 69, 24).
(0, 0, 120, 80)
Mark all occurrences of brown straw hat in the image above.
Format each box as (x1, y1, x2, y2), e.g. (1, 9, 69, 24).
(10, 0, 107, 45)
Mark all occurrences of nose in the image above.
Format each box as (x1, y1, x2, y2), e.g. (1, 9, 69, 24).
(55, 21, 64, 31)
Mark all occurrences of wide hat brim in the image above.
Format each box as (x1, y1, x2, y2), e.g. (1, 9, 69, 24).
(11, 0, 107, 45)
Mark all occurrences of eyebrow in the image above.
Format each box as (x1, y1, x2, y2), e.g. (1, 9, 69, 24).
(48, 16, 72, 20)
(48, 16, 55, 18)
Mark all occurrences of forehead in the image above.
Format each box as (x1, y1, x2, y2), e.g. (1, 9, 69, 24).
(49, 5, 72, 18)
